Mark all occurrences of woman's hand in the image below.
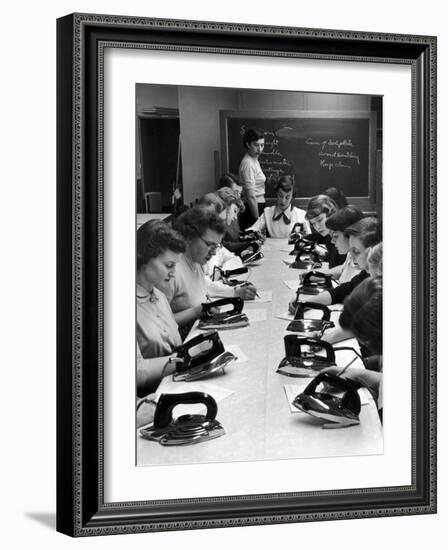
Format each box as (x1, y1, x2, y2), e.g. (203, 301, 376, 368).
(234, 283, 258, 300)
(163, 355, 185, 376)
(320, 366, 381, 401)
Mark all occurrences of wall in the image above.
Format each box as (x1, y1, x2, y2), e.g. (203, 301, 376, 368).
(2, 2, 446, 550)
(178, 86, 239, 202)
(238, 89, 370, 111)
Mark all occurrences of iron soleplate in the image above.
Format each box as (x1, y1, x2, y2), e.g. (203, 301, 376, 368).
(173, 351, 237, 382)
(292, 393, 360, 428)
(140, 414, 225, 445)
(277, 355, 334, 377)
(286, 319, 334, 333)
(198, 314, 249, 330)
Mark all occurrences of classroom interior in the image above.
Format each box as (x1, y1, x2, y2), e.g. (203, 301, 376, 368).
(136, 83, 382, 216)
(135, 83, 384, 465)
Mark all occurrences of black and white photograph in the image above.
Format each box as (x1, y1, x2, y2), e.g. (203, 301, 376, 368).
(49, 5, 438, 542)
(135, 83, 384, 466)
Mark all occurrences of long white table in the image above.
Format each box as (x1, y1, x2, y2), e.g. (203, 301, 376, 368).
(137, 238, 383, 465)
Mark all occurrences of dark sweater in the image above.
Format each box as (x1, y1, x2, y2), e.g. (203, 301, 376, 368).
(328, 270, 369, 305)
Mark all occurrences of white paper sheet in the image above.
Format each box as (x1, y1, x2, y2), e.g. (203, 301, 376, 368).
(275, 311, 294, 321)
(250, 291, 272, 303)
(225, 344, 249, 364)
(245, 309, 268, 323)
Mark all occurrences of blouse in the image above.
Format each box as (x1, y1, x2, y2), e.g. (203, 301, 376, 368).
(136, 285, 181, 359)
(159, 254, 209, 313)
(248, 204, 310, 238)
(238, 153, 266, 203)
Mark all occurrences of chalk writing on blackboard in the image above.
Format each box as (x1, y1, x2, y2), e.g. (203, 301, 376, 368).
(305, 137, 361, 171)
(240, 125, 363, 177)
(225, 113, 374, 198)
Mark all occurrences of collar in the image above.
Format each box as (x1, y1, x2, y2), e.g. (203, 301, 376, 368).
(137, 284, 158, 304)
(273, 205, 293, 222)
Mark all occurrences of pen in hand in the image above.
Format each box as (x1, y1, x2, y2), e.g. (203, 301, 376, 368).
(238, 281, 260, 299)
(337, 356, 358, 377)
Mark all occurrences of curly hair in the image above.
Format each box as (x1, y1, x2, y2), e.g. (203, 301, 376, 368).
(173, 206, 226, 241)
(339, 276, 383, 355)
(216, 187, 244, 212)
(367, 242, 383, 276)
(137, 220, 186, 269)
(197, 193, 226, 214)
(344, 216, 382, 248)
(326, 206, 364, 231)
(305, 194, 338, 220)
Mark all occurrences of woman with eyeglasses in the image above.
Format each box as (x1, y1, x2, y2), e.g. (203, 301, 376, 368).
(198, 191, 258, 300)
(157, 206, 227, 335)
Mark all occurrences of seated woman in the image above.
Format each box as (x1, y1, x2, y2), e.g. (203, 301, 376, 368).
(323, 276, 383, 419)
(289, 216, 382, 312)
(216, 185, 247, 251)
(199, 187, 245, 253)
(316, 237, 383, 346)
(217, 173, 245, 244)
(198, 191, 258, 300)
(324, 205, 364, 283)
(304, 194, 345, 268)
(136, 220, 186, 397)
(158, 206, 226, 336)
(247, 176, 311, 238)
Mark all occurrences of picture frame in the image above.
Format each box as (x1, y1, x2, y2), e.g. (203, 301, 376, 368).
(56, 12, 437, 536)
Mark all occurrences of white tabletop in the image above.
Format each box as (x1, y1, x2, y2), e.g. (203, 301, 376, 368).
(137, 238, 383, 466)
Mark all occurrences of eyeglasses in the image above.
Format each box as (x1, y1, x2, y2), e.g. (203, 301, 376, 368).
(196, 234, 221, 252)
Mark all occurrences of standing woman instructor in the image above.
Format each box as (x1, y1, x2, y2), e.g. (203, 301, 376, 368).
(238, 128, 266, 229)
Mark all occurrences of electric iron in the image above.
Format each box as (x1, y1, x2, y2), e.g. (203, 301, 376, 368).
(198, 297, 249, 330)
(288, 222, 306, 244)
(139, 391, 225, 445)
(290, 250, 323, 270)
(239, 229, 262, 242)
(292, 372, 362, 428)
(277, 336, 363, 378)
(289, 237, 316, 255)
(286, 302, 335, 335)
(236, 241, 264, 265)
(212, 265, 249, 286)
(296, 270, 334, 296)
(173, 330, 236, 382)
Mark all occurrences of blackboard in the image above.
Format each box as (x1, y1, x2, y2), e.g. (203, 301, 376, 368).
(220, 110, 377, 209)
